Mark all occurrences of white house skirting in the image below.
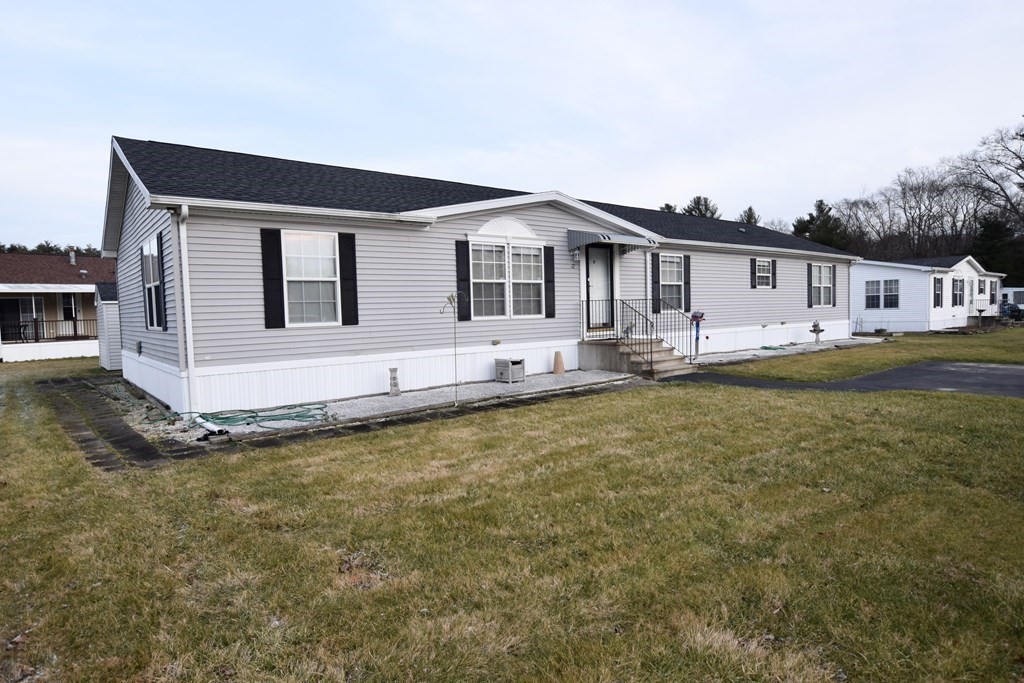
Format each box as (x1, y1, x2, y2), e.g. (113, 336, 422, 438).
(122, 352, 188, 412)
(694, 318, 851, 356)
(0, 339, 98, 363)
(190, 339, 581, 413)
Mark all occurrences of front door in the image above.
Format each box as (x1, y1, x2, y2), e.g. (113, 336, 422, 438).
(0, 299, 20, 341)
(586, 244, 613, 328)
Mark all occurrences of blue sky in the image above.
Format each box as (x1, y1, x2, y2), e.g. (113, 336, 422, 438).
(1, 0, 1021, 248)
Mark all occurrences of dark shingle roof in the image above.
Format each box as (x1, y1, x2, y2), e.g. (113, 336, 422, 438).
(113, 137, 853, 257)
(0, 253, 117, 285)
(96, 282, 118, 301)
(585, 201, 853, 256)
(114, 137, 528, 212)
(896, 255, 973, 269)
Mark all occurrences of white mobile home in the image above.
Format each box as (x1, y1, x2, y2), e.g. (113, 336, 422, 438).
(100, 137, 857, 413)
(850, 256, 1004, 333)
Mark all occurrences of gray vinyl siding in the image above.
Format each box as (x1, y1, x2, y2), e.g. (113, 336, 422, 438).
(657, 246, 849, 326)
(115, 180, 180, 367)
(186, 204, 643, 367)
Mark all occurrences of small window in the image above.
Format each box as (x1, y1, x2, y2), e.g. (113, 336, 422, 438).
(865, 280, 880, 309)
(1014, 291, 1024, 305)
(61, 293, 77, 320)
(933, 277, 943, 308)
(811, 264, 833, 307)
(660, 255, 683, 309)
(952, 278, 965, 307)
(883, 279, 899, 308)
(283, 231, 340, 325)
(978, 279, 986, 294)
(142, 234, 164, 330)
(755, 259, 772, 288)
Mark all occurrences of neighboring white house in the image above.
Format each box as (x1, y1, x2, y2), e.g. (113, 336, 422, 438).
(1002, 287, 1024, 305)
(99, 136, 858, 413)
(0, 253, 116, 362)
(850, 256, 1004, 333)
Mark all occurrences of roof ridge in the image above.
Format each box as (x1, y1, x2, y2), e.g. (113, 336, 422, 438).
(113, 136, 532, 196)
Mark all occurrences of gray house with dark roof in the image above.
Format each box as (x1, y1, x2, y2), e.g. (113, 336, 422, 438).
(100, 137, 857, 412)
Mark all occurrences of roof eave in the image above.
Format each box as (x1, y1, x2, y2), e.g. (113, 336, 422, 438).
(148, 195, 436, 228)
(657, 237, 859, 260)
(100, 138, 150, 257)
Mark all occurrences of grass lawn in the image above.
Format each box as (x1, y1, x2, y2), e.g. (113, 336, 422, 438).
(712, 326, 1024, 382)
(2, 342, 1024, 681)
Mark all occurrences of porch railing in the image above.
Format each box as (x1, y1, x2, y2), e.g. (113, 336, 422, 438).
(0, 319, 98, 343)
(580, 299, 694, 371)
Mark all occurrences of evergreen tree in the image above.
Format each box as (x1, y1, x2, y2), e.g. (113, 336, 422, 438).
(792, 200, 851, 251)
(658, 203, 678, 213)
(681, 196, 721, 219)
(736, 206, 761, 225)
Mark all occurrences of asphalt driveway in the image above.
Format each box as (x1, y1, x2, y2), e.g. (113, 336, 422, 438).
(666, 362, 1024, 398)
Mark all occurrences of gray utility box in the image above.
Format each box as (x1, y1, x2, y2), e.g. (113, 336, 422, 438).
(495, 358, 525, 384)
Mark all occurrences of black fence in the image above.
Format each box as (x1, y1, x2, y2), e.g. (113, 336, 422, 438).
(0, 318, 98, 343)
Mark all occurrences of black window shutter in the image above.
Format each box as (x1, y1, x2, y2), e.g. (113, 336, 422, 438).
(139, 245, 147, 328)
(683, 255, 691, 312)
(771, 259, 777, 289)
(651, 252, 661, 314)
(543, 246, 555, 319)
(260, 228, 285, 329)
(156, 232, 167, 331)
(750, 258, 757, 289)
(455, 241, 472, 321)
(832, 265, 837, 307)
(806, 263, 813, 308)
(338, 233, 358, 325)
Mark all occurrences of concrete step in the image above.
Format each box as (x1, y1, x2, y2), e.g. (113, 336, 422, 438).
(629, 356, 698, 380)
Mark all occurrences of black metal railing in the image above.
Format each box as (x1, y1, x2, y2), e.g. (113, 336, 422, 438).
(580, 299, 696, 372)
(0, 319, 98, 343)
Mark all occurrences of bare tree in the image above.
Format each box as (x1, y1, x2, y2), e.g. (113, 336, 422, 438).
(945, 123, 1024, 230)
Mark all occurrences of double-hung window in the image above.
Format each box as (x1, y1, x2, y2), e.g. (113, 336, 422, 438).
(978, 279, 986, 295)
(471, 244, 507, 317)
(142, 235, 164, 330)
(865, 280, 880, 309)
(933, 277, 943, 308)
(952, 278, 964, 307)
(755, 259, 772, 288)
(511, 246, 543, 315)
(61, 293, 77, 320)
(283, 231, 340, 325)
(810, 264, 833, 306)
(660, 255, 683, 309)
(883, 279, 899, 308)
(470, 243, 544, 318)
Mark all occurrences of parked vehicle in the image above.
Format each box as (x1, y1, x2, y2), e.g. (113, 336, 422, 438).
(998, 301, 1024, 320)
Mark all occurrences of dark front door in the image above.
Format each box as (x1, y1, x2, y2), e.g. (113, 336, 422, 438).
(586, 244, 613, 329)
(0, 299, 21, 341)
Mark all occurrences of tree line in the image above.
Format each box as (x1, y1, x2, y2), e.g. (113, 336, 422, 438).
(0, 241, 101, 256)
(661, 120, 1024, 283)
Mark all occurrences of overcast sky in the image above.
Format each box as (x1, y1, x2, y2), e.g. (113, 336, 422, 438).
(1, 0, 1021, 248)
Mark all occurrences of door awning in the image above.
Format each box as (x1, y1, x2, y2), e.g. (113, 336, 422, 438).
(567, 230, 659, 254)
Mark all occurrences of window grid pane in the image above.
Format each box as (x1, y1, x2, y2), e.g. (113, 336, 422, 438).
(283, 232, 341, 324)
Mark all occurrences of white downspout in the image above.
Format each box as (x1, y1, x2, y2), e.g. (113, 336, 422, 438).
(176, 205, 197, 414)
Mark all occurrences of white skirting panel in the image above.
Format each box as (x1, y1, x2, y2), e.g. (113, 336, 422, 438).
(191, 339, 581, 413)
(694, 318, 851, 356)
(122, 352, 188, 412)
(0, 339, 98, 363)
